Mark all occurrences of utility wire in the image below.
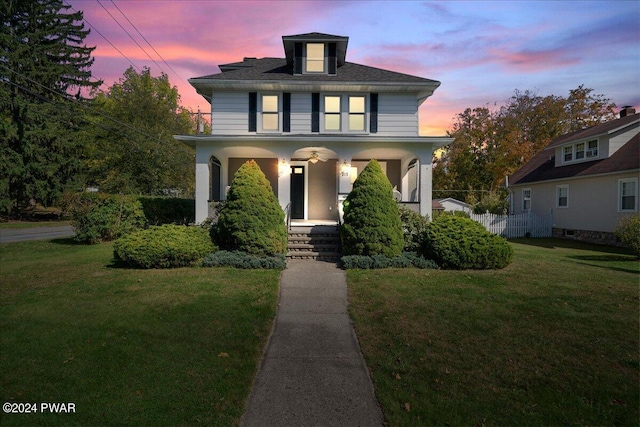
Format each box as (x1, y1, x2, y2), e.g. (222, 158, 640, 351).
(2, 63, 168, 144)
(110, 0, 189, 87)
(96, 0, 166, 75)
(65, 2, 141, 74)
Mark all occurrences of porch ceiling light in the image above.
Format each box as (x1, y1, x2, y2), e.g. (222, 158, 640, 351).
(309, 152, 319, 164)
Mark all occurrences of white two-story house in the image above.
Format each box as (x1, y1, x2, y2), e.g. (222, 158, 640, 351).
(175, 33, 452, 224)
(508, 107, 639, 244)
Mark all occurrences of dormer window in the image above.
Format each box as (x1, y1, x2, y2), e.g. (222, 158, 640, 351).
(562, 138, 599, 164)
(306, 43, 325, 73)
(586, 140, 598, 158)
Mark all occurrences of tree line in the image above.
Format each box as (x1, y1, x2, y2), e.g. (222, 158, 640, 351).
(434, 86, 617, 213)
(1, 0, 620, 219)
(1, 0, 198, 218)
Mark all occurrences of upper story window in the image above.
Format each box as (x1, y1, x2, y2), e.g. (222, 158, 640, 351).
(349, 96, 365, 131)
(586, 139, 598, 158)
(262, 94, 279, 131)
(324, 95, 341, 130)
(306, 43, 325, 73)
(522, 188, 531, 211)
(562, 138, 599, 164)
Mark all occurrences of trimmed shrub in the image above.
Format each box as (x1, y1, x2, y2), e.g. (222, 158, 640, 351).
(341, 252, 438, 269)
(341, 160, 404, 257)
(399, 204, 429, 252)
(202, 250, 286, 269)
(68, 193, 146, 244)
(138, 197, 195, 225)
(614, 214, 640, 258)
(420, 214, 513, 270)
(214, 160, 287, 256)
(113, 225, 215, 269)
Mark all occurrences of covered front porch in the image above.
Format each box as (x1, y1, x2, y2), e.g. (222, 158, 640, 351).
(174, 134, 452, 223)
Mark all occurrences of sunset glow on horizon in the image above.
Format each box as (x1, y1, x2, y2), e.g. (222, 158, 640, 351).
(67, 0, 639, 136)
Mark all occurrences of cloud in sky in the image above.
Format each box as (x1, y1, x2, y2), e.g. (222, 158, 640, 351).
(68, 0, 639, 135)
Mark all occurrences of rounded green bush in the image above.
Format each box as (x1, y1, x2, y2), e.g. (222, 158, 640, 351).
(113, 224, 215, 269)
(614, 214, 640, 258)
(341, 160, 404, 257)
(68, 193, 146, 244)
(399, 204, 429, 252)
(420, 214, 513, 270)
(214, 160, 287, 256)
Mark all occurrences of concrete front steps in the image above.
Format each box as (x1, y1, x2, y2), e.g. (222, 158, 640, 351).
(287, 225, 342, 260)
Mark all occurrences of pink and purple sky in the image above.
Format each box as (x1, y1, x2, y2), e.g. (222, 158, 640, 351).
(67, 0, 639, 136)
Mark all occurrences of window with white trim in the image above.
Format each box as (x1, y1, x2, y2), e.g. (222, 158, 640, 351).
(305, 43, 325, 73)
(324, 95, 341, 130)
(563, 146, 573, 162)
(348, 96, 365, 131)
(619, 178, 638, 212)
(575, 142, 585, 160)
(522, 188, 531, 211)
(586, 139, 598, 158)
(261, 94, 279, 131)
(556, 185, 569, 208)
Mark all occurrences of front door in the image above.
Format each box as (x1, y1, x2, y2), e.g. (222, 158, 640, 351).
(291, 166, 305, 219)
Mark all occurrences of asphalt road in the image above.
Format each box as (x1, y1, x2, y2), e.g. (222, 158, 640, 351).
(0, 226, 75, 243)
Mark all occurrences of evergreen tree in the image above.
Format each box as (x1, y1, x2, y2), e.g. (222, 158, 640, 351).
(214, 160, 287, 256)
(341, 160, 404, 257)
(1, 0, 101, 217)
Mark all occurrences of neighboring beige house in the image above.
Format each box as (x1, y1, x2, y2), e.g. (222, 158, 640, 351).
(174, 33, 452, 224)
(508, 108, 639, 244)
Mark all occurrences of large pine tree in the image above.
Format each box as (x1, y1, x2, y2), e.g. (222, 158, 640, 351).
(1, 0, 101, 217)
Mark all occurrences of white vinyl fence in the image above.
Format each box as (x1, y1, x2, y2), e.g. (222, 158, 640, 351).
(469, 212, 552, 238)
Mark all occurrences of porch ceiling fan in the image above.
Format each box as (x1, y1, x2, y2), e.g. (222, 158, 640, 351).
(308, 151, 327, 163)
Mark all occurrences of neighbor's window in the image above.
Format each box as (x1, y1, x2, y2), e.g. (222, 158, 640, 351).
(522, 188, 531, 211)
(324, 95, 341, 130)
(563, 146, 573, 162)
(575, 142, 585, 160)
(556, 185, 569, 208)
(306, 43, 325, 73)
(586, 139, 598, 158)
(262, 95, 279, 131)
(348, 96, 365, 131)
(619, 178, 638, 212)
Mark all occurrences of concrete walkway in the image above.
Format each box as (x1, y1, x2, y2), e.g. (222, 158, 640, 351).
(241, 260, 384, 427)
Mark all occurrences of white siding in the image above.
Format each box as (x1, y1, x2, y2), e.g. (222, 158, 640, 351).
(291, 93, 311, 133)
(511, 171, 639, 233)
(211, 92, 248, 135)
(377, 93, 419, 136)
(607, 124, 640, 157)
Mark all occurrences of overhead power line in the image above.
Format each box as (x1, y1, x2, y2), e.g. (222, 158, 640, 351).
(96, 0, 167, 75)
(109, 0, 189, 87)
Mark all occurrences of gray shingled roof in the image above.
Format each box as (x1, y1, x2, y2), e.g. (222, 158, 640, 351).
(509, 114, 640, 186)
(192, 57, 439, 85)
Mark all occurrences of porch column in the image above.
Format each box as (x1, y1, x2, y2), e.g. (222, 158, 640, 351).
(417, 148, 434, 220)
(277, 157, 291, 212)
(194, 147, 212, 224)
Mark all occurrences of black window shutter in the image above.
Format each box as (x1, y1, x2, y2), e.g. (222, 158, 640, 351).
(311, 93, 320, 133)
(294, 42, 303, 74)
(328, 43, 337, 75)
(370, 93, 378, 133)
(283, 92, 291, 133)
(248, 92, 257, 132)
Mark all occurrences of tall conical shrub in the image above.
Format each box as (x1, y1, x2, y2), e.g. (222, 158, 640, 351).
(340, 159, 404, 257)
(214, 160, 287, 256)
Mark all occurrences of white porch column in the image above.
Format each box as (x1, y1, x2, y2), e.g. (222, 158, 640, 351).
(417, 148, 434, 219)
(277, 157, 291, 212)
(195, 147, 212, 224)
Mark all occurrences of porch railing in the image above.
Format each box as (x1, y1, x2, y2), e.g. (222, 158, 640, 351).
(285, 202, 291, 231)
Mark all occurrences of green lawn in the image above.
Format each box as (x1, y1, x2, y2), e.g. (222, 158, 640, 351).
(0, 239, 279, 426)
(348, 239, 639, 426)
